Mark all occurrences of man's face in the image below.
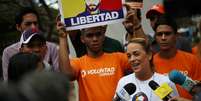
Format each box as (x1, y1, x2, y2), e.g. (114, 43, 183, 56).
(16, 13, 38, 32)
(20, 44, 47, 60)
(155, 25, 177, 51)
(85, 0, 100, 12)
(81, 27, 105, 53)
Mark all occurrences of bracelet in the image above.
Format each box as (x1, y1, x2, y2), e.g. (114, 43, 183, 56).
(134, 24, 142, 31)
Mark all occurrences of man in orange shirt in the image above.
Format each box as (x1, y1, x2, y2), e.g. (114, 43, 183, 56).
(153, 14, 201, 99)
(57, 23, 131, 101)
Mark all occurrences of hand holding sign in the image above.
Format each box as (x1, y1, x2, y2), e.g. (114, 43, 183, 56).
(58, 0, 126, 30)
(56, 15, 68, 38)
(122, 3, 141, 35)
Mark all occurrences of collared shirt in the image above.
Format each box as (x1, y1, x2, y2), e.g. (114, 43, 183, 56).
(2, 41, 59, 80)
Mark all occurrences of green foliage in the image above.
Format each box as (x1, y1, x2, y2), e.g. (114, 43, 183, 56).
(0, 0, 59, 55)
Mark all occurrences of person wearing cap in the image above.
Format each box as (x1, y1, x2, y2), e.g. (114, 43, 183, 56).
(146, 3, 192, 54)
(2, 7, 59, 81)
(19, 28, 52, 71)
(146, 3, 164, 30)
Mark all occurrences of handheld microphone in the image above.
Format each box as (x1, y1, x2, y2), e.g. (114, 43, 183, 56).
(132, 92, 148, 101)
(113, 83, 136, 101)
(168, 70, 196, 93)
(148, 80, 173, 101)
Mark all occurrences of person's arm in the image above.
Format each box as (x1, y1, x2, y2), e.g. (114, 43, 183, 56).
(56, 18, 76, 80)
(123, 3, 148, 42)
(2, 49, 9, 81)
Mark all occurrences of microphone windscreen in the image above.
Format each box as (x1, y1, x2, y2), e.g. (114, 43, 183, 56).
(168, 70, 186, 85)
(148, 80, 160, 90)
(124, 83, 136, 95)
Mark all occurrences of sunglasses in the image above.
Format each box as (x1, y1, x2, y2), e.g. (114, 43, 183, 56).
(156, 32, 173, 36)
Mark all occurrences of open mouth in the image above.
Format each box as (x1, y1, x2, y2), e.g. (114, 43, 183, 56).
(132, 63, 140, 68)
(89, 5, 97, 10)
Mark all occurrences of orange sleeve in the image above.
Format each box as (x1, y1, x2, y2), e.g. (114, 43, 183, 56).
(119, 53, 130, 69)
(190, 55, 201, 81)
(192, 46, 197, 55)
(117, 53, 132, 75)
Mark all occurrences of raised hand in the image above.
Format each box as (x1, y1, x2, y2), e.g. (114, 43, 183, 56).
(56, 15, 68, 38)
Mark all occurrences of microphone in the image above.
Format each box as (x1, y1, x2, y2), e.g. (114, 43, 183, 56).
(132, 92, 148, 101)
(113, 83, 136, 101)
(168, 70, 196, 93)
(148, 80, 173, 101)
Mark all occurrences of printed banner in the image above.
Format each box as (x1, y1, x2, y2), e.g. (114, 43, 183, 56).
(58, 0, 126, 30)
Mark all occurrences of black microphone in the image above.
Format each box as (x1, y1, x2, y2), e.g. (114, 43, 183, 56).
(148, 80, 172, 101)
(113, 83, 136, 101)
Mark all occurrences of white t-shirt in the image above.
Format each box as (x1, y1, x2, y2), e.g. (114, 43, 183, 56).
(114, 73, 179, 101)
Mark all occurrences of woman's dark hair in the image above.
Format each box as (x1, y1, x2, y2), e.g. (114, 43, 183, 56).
(154, 14, 177, 33)
(15, 7, 39, 25)
(8, 52, 40, 82)
(126, 38, 155, 71)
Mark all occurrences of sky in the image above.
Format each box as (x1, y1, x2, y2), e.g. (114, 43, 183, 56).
(45, 0, 58, 9)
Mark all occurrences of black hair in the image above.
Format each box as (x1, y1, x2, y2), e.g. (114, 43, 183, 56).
(154, 14, 178, 33)
(19, 72, 70, 101)
(81, 26, 107, 35)
(15, 7, 39, 25)
(0, 83, 22, 101)
(8, 52, 40, 82)
(146, 10, 162, 19)
(26, 34, 46, 48)
(136, 9, 141, 21)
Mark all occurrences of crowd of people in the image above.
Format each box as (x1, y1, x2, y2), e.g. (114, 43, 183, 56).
(1, 1, 201, 101)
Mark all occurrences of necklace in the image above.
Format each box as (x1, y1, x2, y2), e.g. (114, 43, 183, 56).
(134, 73, 155, 101)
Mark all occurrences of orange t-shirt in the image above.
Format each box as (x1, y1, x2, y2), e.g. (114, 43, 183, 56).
(153, 50, 201, 99)
(192, 46, 197, 55)
(71, 52, 130, 101)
